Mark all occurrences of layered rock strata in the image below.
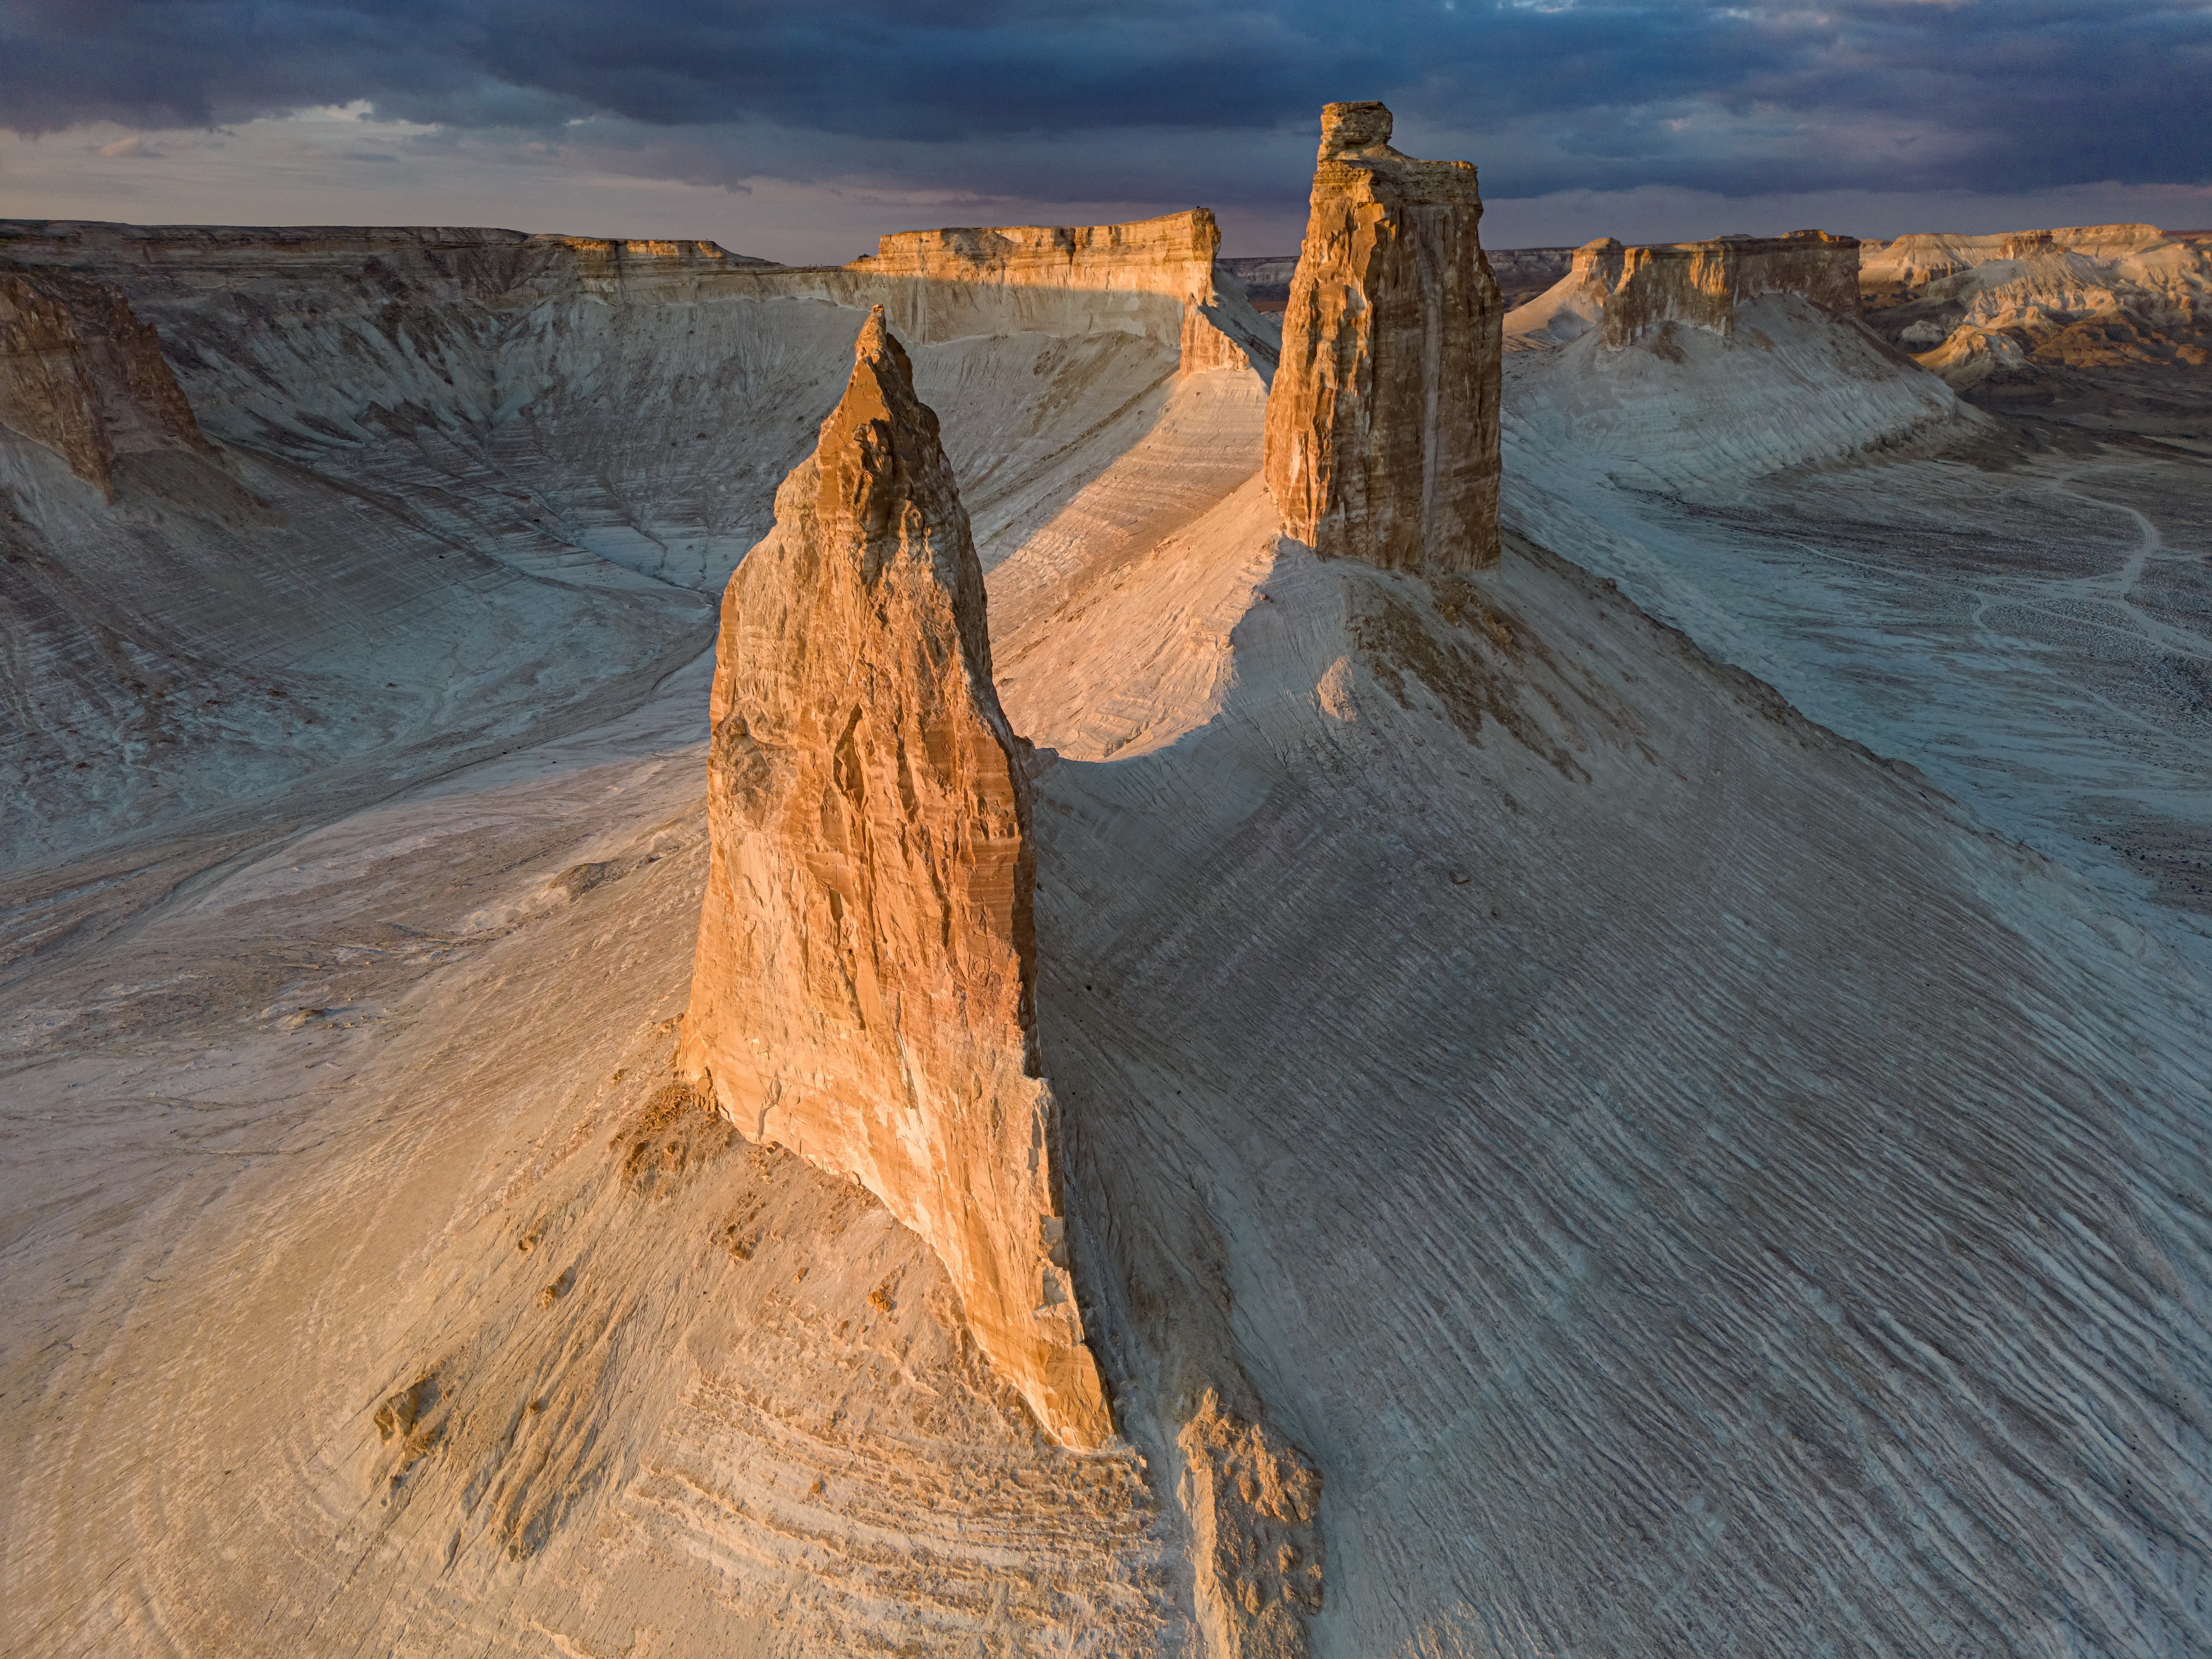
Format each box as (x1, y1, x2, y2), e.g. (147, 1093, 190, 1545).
(849, 208, 1267, 374)
(1574, 230, 1861, 346)
(1856, 223, 2212, 380)
(0, 263, 212, 494)
(1264, 101, 1503, 573)
(676, 308, 1112, 1449)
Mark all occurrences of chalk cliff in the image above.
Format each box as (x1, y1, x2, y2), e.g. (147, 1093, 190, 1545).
(1582, 231, 1859, 345)
(1264, 101, 1503, 573)
(676, 308, 1112, 1449)
(848, 209, 1269, 374)
(1503, 231, 1863, 356)
(0, 262, 212, 494)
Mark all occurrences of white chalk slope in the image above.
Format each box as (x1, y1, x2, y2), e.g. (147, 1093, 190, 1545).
(3, 234, 2209, 1659)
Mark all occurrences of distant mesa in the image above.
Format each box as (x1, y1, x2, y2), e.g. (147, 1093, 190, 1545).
(676, 306, 1112, 1450)
(1581, 229, 1860, 345)
(1506, 230, 1863, 354)
(1857, 224, 2212, 386)
(1265, 100, 1505, 573)
(845, 207, 1272, 376)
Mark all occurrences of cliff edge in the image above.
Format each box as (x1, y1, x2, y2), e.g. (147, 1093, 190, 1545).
(849, 208, 1269, 375)
(1507, 231, 1861, 351)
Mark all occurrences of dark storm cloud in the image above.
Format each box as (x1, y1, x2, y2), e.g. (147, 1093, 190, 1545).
(2, 0, 2206, 202)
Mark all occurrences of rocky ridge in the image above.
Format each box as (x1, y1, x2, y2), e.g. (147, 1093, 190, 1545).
(5, 142, 2209, 1659)
(674, 308, 1112, 1450)
(1858, 222, 2212, 388)
(847, 208, 1272, 375)
(1507, 230, 1861, 351)
(1264, 100, 1504, 572)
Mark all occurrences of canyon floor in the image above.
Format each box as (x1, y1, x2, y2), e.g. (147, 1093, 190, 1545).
(3, 232, 2211, 1656)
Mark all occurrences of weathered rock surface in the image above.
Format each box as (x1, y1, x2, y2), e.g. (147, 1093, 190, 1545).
(1263, 101, 1503, 572)
(675, 308, 1111, 1449)
(1177, 1395, 1324, 1659)
(0, 263, 212, 494)
(5, 187, 2212, 1659)
(1857, 222, 2212, 386)
(1584, 231, 1860, 346)
(849, 208, 1271, 375)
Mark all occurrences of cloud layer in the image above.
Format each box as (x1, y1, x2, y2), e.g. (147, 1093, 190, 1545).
(3, 1, 2206, 224)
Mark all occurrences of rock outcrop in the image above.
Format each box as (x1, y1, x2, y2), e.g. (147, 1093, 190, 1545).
(1576, 231, 1861, 346)
(0, 263, 212, 494)
(676, 308, 1112, 1449)
(1856, 223, 2212, 382)
(1503, 230, 1864, 355)
(1264, 101, 1503, 573)
(1179, 1395, 1325, 1659)
(848, 209, 1269, 375)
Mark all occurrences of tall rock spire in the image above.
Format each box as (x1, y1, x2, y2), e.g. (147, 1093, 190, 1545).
(676, 308, 1113, 1449)
(1264, 100, 1504, 571)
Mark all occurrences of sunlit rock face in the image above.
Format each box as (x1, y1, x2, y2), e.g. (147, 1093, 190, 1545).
(1858, 224, 2212, 382)
(848, 207, 1271, 375)
(1263, 100, 1504, 573)
(1571, 230, 1863, 346)
(676, 308, 1113, 1450)
(0, 263, 213, 495)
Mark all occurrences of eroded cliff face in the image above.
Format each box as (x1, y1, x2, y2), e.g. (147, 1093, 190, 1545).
(676, 308, 1112, 1450)
(1572, 231, 1862, 346)
(1263, 101, 1503, 573)
(848, 208, 1269, 374)
(1857, 223, 2212, 385)
(0, 263, 212, 494)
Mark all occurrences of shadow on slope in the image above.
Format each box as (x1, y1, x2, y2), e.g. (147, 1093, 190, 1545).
(0, 224, 1265, 977)
(1036, 526, 2212, 1658)
(1502, 283, 2212, 964)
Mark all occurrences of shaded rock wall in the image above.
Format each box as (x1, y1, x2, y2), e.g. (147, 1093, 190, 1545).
(0, 263, 212, 494)
(676, 310, 1112, 1449)
(1263, 101, 1503, 573)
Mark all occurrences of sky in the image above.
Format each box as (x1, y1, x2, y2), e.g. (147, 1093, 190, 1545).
(2, 1, 2208, 262)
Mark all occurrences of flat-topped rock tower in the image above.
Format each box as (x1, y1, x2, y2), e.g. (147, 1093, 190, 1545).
(676, 308, 1112, 1449)
(1264, 100, 1503, 571)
